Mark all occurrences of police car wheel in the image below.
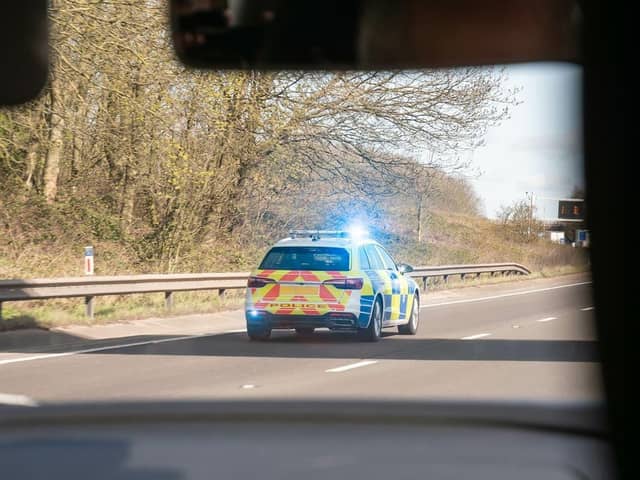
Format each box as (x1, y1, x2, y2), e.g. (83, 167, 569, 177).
(247, 326, 271, 341)
(295, 327, 315, 335)
(359, 297, 382, 342)
(398, 295, 419, 335)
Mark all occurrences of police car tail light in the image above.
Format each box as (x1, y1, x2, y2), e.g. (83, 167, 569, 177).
(247, 276, 275, 288)
(323, 278, 364, 290)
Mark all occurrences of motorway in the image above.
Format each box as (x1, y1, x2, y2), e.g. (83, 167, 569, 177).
(0, 274, 601, 405)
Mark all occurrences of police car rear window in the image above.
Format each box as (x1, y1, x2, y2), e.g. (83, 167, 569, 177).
(259, 247, 350, 271)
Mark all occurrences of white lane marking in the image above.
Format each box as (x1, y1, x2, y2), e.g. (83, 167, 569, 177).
(0, 333, 218, 367)
(325, 360, 378, 373)
(537, 316, 557, 323)
(0, 393, 39, 407)
(224, 328, 248, 333)
(461, 333, 491, 340)
(421, 281, 592, 309)
(241, 384, 256, 389)
(581, 306, 594, 311)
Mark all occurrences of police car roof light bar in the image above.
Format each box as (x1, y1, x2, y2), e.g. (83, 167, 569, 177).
(288, 230, 349, 240)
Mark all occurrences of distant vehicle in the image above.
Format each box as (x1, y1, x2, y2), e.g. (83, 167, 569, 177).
(245, 230, 421, 341)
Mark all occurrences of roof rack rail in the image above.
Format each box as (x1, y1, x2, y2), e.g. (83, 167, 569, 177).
(288, 230, 348, 240)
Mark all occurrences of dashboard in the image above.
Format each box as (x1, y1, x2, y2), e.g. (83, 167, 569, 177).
(0, 400, 614, 480)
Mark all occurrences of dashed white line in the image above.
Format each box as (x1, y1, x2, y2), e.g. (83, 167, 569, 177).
(461, 333, 491, 340)
(224, 328, 248, 334)
(421, 281, 592, 309)
(0, 333, 219, 367)
(241, 384, 256, 389)
(537, 316, 557, 323)
(0, 393, 39, 407)
(325, 360, 378, 373)
(581, 306, 594, 311)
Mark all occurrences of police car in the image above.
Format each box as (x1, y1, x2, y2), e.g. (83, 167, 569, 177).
(245, 230, 421, 341)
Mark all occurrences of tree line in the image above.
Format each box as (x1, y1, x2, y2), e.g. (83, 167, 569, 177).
(1, 0, 514, 272)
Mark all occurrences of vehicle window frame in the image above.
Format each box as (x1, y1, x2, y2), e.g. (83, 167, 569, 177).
(363, 244, 385, 270)
(358, 246, 372, 270)
(375, 245, 397, 271)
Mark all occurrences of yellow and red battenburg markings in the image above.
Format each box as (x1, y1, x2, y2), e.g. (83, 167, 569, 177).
(251, 270, 352, 314)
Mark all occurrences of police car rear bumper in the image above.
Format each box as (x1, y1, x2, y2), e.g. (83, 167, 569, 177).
(246, 311, 359, 330)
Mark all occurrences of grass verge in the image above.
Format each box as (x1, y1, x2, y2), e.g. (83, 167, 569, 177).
(0, 290, 245, 331)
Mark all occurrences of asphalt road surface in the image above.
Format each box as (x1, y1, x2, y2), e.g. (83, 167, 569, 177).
(0, 274, 601, 405)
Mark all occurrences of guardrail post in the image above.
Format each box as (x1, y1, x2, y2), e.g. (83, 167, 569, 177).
(85, 296, 95, 319)
(460, 273, 466, 281)
(165, 291, 174, 310)
(218, 288, 226, 297)
(422, 277, 428, 292)
(443, 275, 448, 284)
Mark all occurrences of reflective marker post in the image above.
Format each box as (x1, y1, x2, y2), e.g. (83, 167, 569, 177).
(84, 246, 95, 319)
(84, 246, 94, 275)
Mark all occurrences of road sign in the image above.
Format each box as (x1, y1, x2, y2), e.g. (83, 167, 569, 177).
(576, 229, 590, 247)
(558, 199, 586, 221)
(84, 246, 94, 275)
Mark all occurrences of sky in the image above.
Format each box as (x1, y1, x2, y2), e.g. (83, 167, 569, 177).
(464, 63, 584, 219)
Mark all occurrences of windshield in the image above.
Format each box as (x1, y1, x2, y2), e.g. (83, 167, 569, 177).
(259, 247, 350, 271)
(0, 2, 599, 415)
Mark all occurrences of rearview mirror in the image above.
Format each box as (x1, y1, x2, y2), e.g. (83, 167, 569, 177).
(169, 0, 580, 70)
(398, 264, 414, 274)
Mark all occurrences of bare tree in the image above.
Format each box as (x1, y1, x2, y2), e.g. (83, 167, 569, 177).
(497, 199, 544, 243)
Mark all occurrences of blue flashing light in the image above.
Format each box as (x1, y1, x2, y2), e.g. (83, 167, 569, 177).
(347, 225, 369, 240)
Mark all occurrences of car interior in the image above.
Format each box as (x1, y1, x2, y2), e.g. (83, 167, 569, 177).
(0, 1, 625, 479)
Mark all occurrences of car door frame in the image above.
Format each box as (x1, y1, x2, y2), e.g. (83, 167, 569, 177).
(373, 245, 411, 324)
(360, 244, 392, 326)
